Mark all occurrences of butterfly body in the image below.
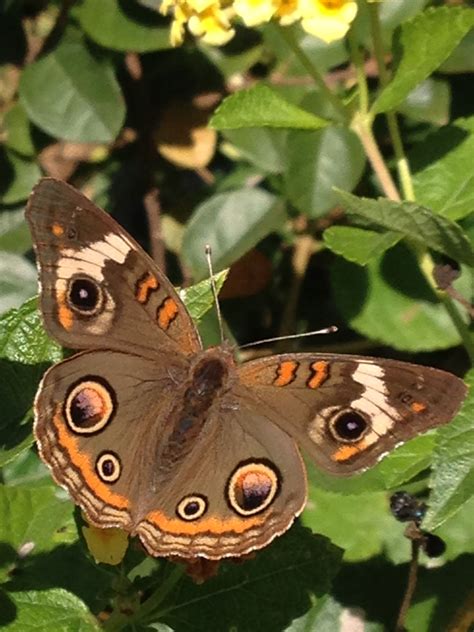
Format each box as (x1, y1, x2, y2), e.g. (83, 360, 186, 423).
(27, 178, 467, 560)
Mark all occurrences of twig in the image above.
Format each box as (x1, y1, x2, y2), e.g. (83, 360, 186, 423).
(396, 538, 421, 632)
(144, 188, 165, 271)
(277, 234, 316, 343)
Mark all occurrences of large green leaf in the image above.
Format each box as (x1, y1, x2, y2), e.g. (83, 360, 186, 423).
(0, 252, 37, 314)
(337, 191, 474, 266)
(3, 103, 34, 157)
(222, 128, 287, 174)
(74, 0, 170, 52)
(412, 117, 474, 221)
(0, 208, 31, 254)
(182, 188, 286, 280)
(331, 245, 465, 351)
(323, 226, 400, 266)
(0, 149, 41, 205)
(424, 369, 474, 530)
(285, 127, 365, 218)
(372, 6, 474, 114)
(211, 85, 329, 130)
(1, 588, 100, 631)
(159, 525, 342, 632)
(19, 28, 125, 142)
(0, 484, 73, 555)
(0, 298, 61, 466)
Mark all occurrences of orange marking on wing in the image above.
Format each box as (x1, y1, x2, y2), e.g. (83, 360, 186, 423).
(146, 510, 262, 535)
(331, 440, 368, 462)
(52, 223, 64, 237)
(157, 297, 179, 330)
(53, 412, 129, 510)
(307, 361, 329, 389)
(136, 272, 159, 304)
(411, 401, 427, 413)
(274, 360, 299, 387)
(57, 290, 74, 331)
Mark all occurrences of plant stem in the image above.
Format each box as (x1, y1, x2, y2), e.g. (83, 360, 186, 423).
(368, 1, 415, 201)
(348, 32, 369, 115)
(274, 24, 348, 122)
(352, 113, 400, 200)
(136, 564, 185, 624)
(396, 540, 420, 631)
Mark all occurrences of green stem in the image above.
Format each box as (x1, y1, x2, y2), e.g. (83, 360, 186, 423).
(348, 31, 369, 115)
(136, 564, 185, 624)
(103, 564, 185, 631)
(274, 24, 348, 122)
(368, 1, 415, 201)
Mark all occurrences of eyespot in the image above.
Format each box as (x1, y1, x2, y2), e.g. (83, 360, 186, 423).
(329, 410, 369, 443)
(68, 276, 103, 315)
(64, 377, 116, 435)
(176, 494, 208, 521)
(96, 451, 121, 483)
(226, 460, 281, 517)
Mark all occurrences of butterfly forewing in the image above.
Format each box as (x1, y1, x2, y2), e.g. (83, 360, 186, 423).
(237, 353, 467, 475)
(26, 178, 201, 355)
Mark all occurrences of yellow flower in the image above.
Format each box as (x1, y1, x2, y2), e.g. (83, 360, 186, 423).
(233, 0, 277, 27)
(299, 0, 357, 43)
(188, 3, 235, 45)
(275, 0, 300, 25)
(82, 524, 129, 565)
(164, 0, 235, 46)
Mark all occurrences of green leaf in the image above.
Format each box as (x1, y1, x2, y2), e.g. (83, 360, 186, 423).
(441, 28, 474, 73)
(180, 269, 228, 322)
(3, 103, 34, 157)
(285, 128, 365, 218)
(1, 588, 100, 631)
(211, 85, 329, 130)
(336, 190, 474, 266)
(74, 0, 170, 52)
(222, 128, 286, 174)
(0, 484, 73, 554)
(372, 6, 474, 114)
(182, 188, 286, 280)
(19, 27, 125, 142)
(0, 298, 61, 465)
(0, 208, 31, 254)
(399, 77, 450, 126)
(323, 226, 400, 265)
(412, 117, 474, 221)
(331, 245, 465, 352)
(424, 369, 474, 530)
(302, 487, 405, 563)
(159, 525, 342, 632)
(0, 252, 37, 314)
(0, 297, 61, 365)
(376, 434, 437, 490)
(0, 149, 41, 205)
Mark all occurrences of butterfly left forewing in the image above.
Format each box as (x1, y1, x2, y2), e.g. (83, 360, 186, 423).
(26, 178, 201, 355)
(238, 353, 467, 475)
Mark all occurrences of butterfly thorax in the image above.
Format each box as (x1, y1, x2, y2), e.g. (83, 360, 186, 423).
(156, 346, 236, 476)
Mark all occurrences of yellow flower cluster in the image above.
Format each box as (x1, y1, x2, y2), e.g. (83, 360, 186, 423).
(161, 0, 358, 47)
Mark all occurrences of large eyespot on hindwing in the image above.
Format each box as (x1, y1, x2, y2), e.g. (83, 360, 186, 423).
(64, 377, 116, 435)
(328, 409, 370, 444)
(67, 275, 104, 316)
(226, 459, 281, 517)
(176, 494, 208, 521)
(96, 451, 122, 483)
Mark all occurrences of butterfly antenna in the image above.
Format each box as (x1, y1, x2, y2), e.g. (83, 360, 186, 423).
(239, 326, 338, 349)
(205, 244, 225, 343)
